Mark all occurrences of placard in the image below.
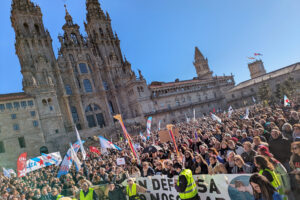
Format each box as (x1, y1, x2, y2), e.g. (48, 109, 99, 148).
(158, 128, 180, 143)
(116, 157, 125, 165)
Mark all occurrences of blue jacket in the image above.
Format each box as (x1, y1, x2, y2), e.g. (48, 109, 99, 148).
(254, 192, 282, 200)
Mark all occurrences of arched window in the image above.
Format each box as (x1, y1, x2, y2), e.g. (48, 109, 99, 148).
(79, 63, 88, 73)
(85, 104, 106, 128)
(71, 106, 79, 123)
(23, 23, 29, 33)
(70, 33, 78, 44)
(108, 101, 115, 114)
(65, 85, 72, 95)
(99, 28, 104, 36)
(83, 79, 93, 93)
(34, 24, 40, 35)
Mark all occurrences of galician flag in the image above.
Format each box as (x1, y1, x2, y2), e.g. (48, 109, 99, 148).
(99, 136, 122, 151)
(284, 95, 290, 107)
(3, 168, 11, 178)
(69, 143, 81, 171)
(211, 113, 222, 124)
(75, 127, 86, 160)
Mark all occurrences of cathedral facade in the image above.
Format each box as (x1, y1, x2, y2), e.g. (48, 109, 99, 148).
(1, 0, 234, 168)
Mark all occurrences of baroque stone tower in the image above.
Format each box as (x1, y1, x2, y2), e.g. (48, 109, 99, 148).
(11, 0, 70, 151)
(193, 47, 213, 79)
(248, 60, 266, 79)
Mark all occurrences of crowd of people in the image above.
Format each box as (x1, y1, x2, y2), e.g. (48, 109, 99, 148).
(1, 102, 300, 200)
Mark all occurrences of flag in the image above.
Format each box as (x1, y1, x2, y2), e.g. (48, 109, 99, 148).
(70, 143, 81, 171)
(244, 108, 249, 119)
(254, 53, 263, 56)
(284, 95, 290, 107)
(167, 124, 179, 156)
(140, 132, 146, 142)
(57, 141, 83, 178)
(193, 109, 196, 121)
(213, 107, 216, 113)
(252, 96, 256, 103)
(89, 146, 101, 155)
(146, 117, 152, 140)
(114, 114, 138, 159)
(194, 130, 198, 139)
(75, 127, 86, 160)
(3, 168, 11, 178)
(185, 113, 190, 123)
(211, 113, 222, 124)
(99, 136, 122, 150)
(228, 106, 233, 118)
(248, 57, 255, 60)
(158, 120, 161, 131)
(17, 152, 27, 177)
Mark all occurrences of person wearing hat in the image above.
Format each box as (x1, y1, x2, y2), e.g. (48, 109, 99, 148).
(126, 177, 148, 200)
(173, 163, 199, 200)
(79, 182, 98, 200)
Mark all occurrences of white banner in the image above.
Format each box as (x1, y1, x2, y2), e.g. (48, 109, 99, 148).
(126, 174, 253, 200)
(26, 152, 62, 173)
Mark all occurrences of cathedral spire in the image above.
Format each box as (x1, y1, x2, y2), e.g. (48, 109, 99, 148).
(64, 4, 73, 26)
(11, 0, 41, 15)
(86, 0, 105, 22)
(193, 47, 213, 79)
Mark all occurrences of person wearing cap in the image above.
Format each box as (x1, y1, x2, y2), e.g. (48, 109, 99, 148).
(126, 177, 148, 200)
(79, 182, 98, 200)
(173, 163, 199, 200)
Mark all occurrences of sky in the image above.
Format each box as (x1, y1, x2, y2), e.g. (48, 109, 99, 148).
(0, 0, 300, 94)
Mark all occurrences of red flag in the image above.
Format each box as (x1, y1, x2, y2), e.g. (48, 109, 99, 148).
(213, 107, 216, 113)
(89, 146, 101, 155)
(17, 152, 27, 177)
(254, 53, 263, 56)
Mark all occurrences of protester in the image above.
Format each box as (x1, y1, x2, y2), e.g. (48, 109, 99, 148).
(1, 103, 300, 199)
(249, 173, 282, 200)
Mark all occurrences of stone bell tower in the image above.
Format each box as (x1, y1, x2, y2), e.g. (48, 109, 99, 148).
(248, 60, 266, 79)
(11, 0, 70, 152)
(193, 47, 213, 79)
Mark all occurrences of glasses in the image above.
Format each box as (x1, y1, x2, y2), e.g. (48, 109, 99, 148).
(234, 159, 240, 162)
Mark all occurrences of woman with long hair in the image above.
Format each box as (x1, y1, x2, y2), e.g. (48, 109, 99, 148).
(192, 154, 209, 174)
(254, 156, 281, 192)
(249, 173, 282, 200)
(258, 146, 290, 197)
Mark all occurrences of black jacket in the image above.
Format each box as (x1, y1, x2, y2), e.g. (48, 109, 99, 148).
(269, 135, 291, 163)
(108, 185, 126, 200)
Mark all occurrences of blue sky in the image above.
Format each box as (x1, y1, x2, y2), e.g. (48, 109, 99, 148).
(1, 0, 300, 94)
